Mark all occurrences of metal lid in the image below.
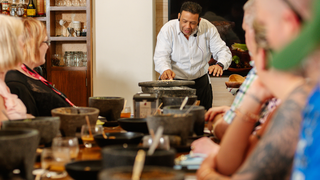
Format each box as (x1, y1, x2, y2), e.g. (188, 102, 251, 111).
(138, 80, 195, 87)
(133, 93, 157, 101)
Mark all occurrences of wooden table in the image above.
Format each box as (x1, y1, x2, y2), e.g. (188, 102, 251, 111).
(37, 126, 198, 180)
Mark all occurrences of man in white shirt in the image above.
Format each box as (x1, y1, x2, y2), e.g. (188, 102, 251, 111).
(154, 1, 232, 110)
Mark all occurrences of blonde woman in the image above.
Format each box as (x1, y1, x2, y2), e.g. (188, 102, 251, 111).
(5, 18, 74, 116)
(0, 15, 29, 121)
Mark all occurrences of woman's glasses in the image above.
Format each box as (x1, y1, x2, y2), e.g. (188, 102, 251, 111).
(282, 0, 303, 23)
(42, 40, 51, 46)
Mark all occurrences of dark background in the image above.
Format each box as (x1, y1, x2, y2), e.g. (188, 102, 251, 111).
(168, 0, 248, 46)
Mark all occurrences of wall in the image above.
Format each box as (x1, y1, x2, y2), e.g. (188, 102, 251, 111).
(93, 0, 156, 111)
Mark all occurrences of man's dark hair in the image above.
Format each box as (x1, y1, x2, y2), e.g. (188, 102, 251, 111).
(179, 1, 202, 15)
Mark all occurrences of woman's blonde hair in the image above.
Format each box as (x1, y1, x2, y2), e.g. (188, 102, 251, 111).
(0, 15, 24, 72)
(22, 18, 47, 64)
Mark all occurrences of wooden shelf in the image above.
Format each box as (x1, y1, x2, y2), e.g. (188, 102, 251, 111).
(50, 37, 87, 41)
(51, 66, 87, 71)
(50, 6, 87, 11)
(16, 17, 47, 22)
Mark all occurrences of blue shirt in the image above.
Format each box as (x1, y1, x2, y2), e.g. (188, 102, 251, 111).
(291, 84, 320, 180)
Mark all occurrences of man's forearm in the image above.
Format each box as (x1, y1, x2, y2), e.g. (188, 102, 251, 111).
(232, 84, 312, 180)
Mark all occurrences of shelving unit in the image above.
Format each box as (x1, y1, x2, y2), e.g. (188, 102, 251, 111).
(45, 0, 92, 107)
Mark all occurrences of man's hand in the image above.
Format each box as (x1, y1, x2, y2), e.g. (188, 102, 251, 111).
(191, 137, 220, 156)
(160, 69, 175, 80)
(208, 64, 223, 77)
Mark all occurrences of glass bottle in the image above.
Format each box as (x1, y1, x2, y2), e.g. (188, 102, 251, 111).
(36, 0, 44, 16)
(9, 0, 17, 16)
(16, 0, 26, 17)
(27, 0, 36, 17)
(2, 1, 10, 15)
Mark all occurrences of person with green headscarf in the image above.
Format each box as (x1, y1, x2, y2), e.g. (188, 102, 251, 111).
(197, 0, 317, 179)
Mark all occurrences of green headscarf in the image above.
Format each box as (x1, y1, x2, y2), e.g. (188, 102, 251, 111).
(270, 0, 320, 70)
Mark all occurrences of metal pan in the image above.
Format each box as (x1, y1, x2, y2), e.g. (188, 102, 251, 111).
(94, 132, 144, 148)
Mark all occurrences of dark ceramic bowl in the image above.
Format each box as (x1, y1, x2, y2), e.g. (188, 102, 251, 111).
(161, 95, 197, 107)
(51, 107, 99, 137)
(101, 146, 176, 168)
(99, 166, 184, 180)
(163, 105, 205, 136)
(117, 118, 149, 134)
(94, 132, 144, 148)
(89, 97, 124, 121)
(0, 129, 39, 180)
(146, 114, 193, 145)
(65, 160, 102, 180)
(2, 117, 60, 146)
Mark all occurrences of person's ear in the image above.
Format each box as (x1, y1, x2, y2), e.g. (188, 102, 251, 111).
(178, 13, 180, 21)
(255, 48, 267, 71)
(198, 18, 201, 26)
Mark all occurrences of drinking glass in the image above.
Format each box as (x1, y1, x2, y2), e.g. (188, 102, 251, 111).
(41, 148, 70, 179)
(65, 0, 72, 6)
(72, 0, 80, 6)
(81, 124, 104, 148)
(52, 137, 79, 160)
(79, 0, 86, 6)
(120, 106, 131, 118)
(142, 135, 170, 150)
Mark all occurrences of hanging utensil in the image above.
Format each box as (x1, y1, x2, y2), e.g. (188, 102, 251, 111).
(179, 96, 189, 110)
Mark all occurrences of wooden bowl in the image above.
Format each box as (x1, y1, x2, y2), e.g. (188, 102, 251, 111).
(225, 74, 246, 88)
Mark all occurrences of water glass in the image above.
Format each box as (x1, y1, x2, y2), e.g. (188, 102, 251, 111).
(41, 148, 70, 178)
(52, 137, 79, 160)
(142, 135, 170, 150)
(81, 124, 104, 148)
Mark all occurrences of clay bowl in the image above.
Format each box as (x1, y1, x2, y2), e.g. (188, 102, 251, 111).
(117, 118, 149, 134)
(94, 132, 144, 148)
(146, 114, 193, 145)
(163, 105, 205, 136)
(51, 107, 99, 137)
(0, 129, 39, 180)
(2, 117, 60, 146)
(161, 95, 197, 108)
(101, 146, 176, 168)
(89, 97, 124, 121)
(65, 160, 102, 180)
(99, 166, 184, 180)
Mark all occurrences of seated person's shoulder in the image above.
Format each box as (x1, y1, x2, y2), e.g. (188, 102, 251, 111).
(5, 70, 28, 84)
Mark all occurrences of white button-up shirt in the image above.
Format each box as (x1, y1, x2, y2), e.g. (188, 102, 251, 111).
(154, 18, 232, 80)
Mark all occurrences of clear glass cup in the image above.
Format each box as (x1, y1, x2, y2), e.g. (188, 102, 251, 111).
(52, 54, 61, 67)
(79, 0, 86, 6)
(81, 124, 104, 148)
(82, 53, 87, 67)
(142, 135, 170, 150)
(72, 0, 80, 6)
(52, 137, 79, 160)
(65, 0, 72, 6)
(41, 148, 70, 179)
(120, 106, 131, 118)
